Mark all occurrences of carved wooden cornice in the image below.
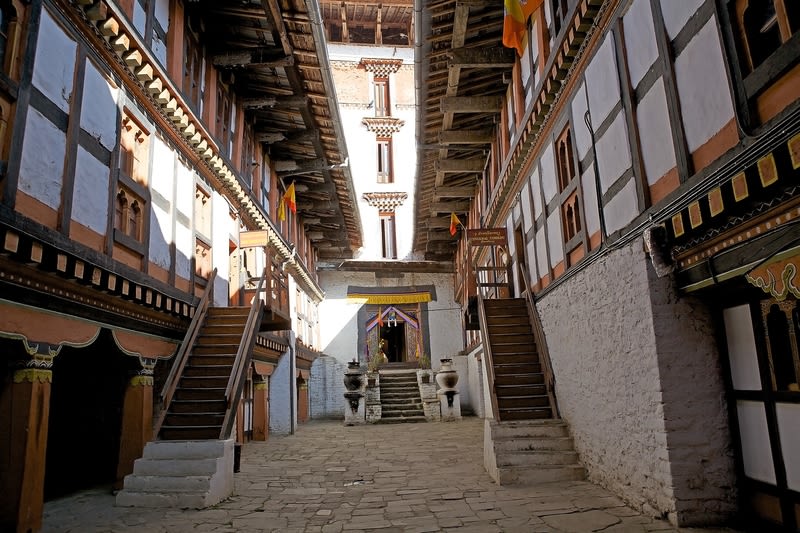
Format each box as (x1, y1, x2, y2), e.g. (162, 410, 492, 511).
(362, 116, 405, 137)
(362, 192, 408, 211)
(359, 57, 403, 77)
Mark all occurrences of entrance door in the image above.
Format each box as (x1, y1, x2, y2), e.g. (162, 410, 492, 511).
(721, 298, 800, 530)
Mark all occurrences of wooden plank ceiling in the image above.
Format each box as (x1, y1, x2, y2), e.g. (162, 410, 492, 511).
(188, 0, 362, 259)
(415, 1, 513, 261)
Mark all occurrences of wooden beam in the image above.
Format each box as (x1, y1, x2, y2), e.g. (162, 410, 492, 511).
(212, 49, 293, 68)
(435, 158, 485, 173)
(243, 95, 308, 109)
(340, 3, 349, 43)
(430, 201, 471, 214)
(440, 96, 503, 113)
(434, 186, 475, 198)
(256, 129, 319, 144)
(438, 129, 494, 145)
(447, 46, 516, 68)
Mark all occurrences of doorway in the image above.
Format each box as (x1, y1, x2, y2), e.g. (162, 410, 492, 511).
(380, 322, 406, 362)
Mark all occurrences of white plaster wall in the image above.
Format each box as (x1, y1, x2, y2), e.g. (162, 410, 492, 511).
(175, 222, 192, 280)
(546, 211, 563, 268)
(151, 137, 174, 201)
(175, 162, 194, 217)
(318, 271, 462, 368)
(526, 238, 538, 281)
(585, 34, 621, 127)
(537, 241, 735, 525)
(540, 142, 557, 204)
(269, 349, 294, 435)
(521, 183, 532, 230)
(637, 78, 676, 185)
(18, 108, 66, 209)
(150, 204, 171, 269)
(211, 191, 230, 306)
(530, 166, 543, 218)
(596, 111, 632, 194)
(72, 147, 110, 235)
(603, 177, 638, 235)
(80, 60, 117, 151)
(623, 0, 658, 88)
(535, 227, 548, 278)
(309, 355, 346, 419)
(674, 17, 734, 153)
(580, 167, 600, 236)
(660, 0, 705, 41)
(465, 345, 485, 418)
(571, 82, 590, 160)
(33, 10, 76, 113)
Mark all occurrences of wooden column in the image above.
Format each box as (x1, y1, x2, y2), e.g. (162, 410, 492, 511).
(0, 349, 54, 533)
(114, 361, 154, 490)
(253, 378, 269, 441)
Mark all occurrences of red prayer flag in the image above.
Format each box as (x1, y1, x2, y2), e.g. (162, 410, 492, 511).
(377, 307, 384, 327)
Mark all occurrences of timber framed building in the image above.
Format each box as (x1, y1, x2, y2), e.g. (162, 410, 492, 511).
(414, 0, 800, 529)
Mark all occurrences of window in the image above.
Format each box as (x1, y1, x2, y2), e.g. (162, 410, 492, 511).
(728, 0, 800, 122)
(115, 187, 144, 242)
(260, 163, 271, 214)
(376, 138, 393, 183)
(195, 238, 211, 279)
(183, 15, 203, 111)
(374, 77, 390, 117)
(241, 125, 254, 186)
(0, 1, 12, 74)
(133, 0, 167, 65)
(380, 212, 397, 259)
(551, 0, 576, 37)
(194, 186, 211, 238)
(216, 77, 232, 156)
(119, 114, 150, 185)
(735, 0, 799, 74)
(555, 125, 584, 262)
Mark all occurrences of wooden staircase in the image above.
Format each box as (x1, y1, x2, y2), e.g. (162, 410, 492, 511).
(159, 307, 253, 440)
(483, 298, 554, 421)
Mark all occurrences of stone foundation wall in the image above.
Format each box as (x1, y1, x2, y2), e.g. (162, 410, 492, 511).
(536, 241, 735, 525)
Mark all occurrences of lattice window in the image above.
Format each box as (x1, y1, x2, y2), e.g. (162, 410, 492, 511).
(114, 187, 144, 242)
(380, 212, 397, 259)
(376, 138, 393, 183)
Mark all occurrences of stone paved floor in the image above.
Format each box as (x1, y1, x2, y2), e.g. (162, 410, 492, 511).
(42, 418, 739, 532)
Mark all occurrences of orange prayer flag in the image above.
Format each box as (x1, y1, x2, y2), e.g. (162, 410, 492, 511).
(377, 307, 384, 327)
(449, 212, 462, 237)
(284, 182, 296, 214)
(503, 0, 544, 56)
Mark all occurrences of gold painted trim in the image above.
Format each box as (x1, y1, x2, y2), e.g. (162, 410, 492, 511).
(129, 375, 154, 387)
(13, 368, 52, 384)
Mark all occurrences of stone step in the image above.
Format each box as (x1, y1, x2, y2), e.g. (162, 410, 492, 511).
(496, 449, 579, 467)
(498, 407, 553, 420)
(381, 409, 425, 417)
(495, 464, 585, 485)
(116, 439, 234, 509)
(489, 419, 569, 439)
(376, 415, 427, 424)
(115, 490, 210, 509)
(493, 436, 575, 453)
(133, 458, 220, 477)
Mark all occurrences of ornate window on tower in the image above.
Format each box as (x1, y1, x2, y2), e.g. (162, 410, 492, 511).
(555, 124, 585, 266)
(363, 192, 408, 260)
(373, 76, 390, 117)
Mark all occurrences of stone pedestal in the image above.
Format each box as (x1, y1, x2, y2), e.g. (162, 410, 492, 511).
(438, 390, 461, 421)
(343, 392, 366, 425)
(365, 372, 381, 422)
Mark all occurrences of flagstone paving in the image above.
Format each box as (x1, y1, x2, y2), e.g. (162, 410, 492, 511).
(42, 418, 740, 532)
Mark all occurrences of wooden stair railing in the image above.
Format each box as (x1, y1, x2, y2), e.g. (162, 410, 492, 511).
(515, 262, 559, 418)
(154, 268, 217, 436)
(473, 257, 512, 421)
(220, 267, 267, 439)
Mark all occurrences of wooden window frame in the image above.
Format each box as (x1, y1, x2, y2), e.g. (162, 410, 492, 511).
(182, 14, 203, 112)
(374, 76, 390, 117)
(555, 124, 586, 265)
(135, 0, 167, 60)
(376, 137, 393, 183)
(379, 211, 397, 259)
